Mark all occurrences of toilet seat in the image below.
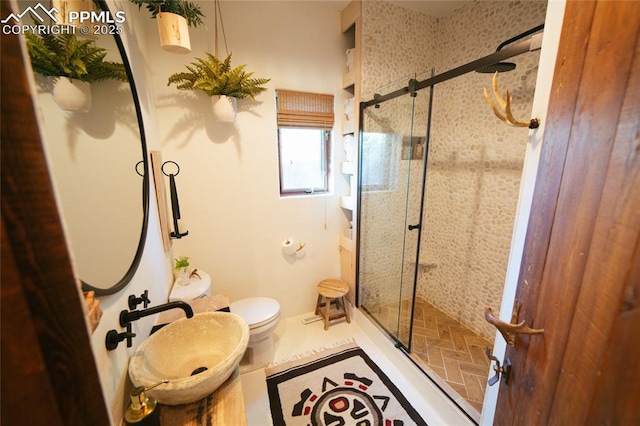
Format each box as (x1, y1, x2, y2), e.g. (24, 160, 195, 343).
(230, 297, 280, 329)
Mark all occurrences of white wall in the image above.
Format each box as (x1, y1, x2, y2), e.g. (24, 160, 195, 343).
(75, 1, 349, 423)
(139, 1, 349, 319)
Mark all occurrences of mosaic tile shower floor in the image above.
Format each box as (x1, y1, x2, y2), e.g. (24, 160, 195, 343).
(365, 296, 492, 413)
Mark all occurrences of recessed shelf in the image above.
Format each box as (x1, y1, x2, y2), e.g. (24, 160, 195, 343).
(341, 161, 356, 175)
(342, 119, 355, 135)
(417, 256, 437, 268)
(341, 196, 355, 211)
(342, 70, 356, 89)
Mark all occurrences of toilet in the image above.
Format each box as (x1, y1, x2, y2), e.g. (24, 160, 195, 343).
(229, 297, 281, 373)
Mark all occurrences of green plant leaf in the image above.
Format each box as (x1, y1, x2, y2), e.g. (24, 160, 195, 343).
(25, 32, 126, 82)
(167, 53, 270, 99)
(129, 0, 205, 27)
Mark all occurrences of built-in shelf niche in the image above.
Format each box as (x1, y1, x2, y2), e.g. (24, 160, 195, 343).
(341, 161, 356, 175)
(338, 0, 361, 303)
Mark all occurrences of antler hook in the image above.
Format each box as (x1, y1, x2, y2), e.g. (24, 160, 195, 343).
(484, 72, 540, 129)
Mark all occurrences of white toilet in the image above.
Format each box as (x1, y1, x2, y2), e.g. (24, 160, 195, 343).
(229, 297, 281, 373)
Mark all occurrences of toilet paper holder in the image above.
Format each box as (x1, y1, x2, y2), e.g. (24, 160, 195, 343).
(282, 238, 305, 255)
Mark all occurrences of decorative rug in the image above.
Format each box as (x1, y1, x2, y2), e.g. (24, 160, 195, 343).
(266, 343, 427, 425)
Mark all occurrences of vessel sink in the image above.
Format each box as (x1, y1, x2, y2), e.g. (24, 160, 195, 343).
(128, 312, 249, 405)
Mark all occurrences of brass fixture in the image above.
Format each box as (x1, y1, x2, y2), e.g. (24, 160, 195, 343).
(485, 347, 511, 386)
(484, 72, 540, 129)
(484, 301, 544, 346)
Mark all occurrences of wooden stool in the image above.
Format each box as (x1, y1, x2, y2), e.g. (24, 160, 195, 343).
(315, 279, 351, 330)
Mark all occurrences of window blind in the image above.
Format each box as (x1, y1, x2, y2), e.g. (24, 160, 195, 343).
(276, 89, 334, 129)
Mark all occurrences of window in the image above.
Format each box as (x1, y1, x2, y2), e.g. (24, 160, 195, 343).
(278, 128, 330, 194)
(361, 132, 399, 192)
(276, 90, 334, 196)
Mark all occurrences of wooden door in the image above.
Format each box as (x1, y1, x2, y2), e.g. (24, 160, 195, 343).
(494, 1, 640, 424)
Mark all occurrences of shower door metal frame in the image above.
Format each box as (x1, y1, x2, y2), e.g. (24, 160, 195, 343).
(403, 76, 435, 352)
(356, 79, 432, 351)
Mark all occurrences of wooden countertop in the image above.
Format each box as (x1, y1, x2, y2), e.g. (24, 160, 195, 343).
(158, 368, 246, 425)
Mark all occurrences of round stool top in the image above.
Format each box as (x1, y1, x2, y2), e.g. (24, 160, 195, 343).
(317, 279, 349, 298)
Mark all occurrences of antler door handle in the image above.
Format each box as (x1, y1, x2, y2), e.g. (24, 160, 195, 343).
(484, 303, 544, 346)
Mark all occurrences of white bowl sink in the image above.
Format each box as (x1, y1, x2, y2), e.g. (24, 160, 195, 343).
(128, 312, 249, 405)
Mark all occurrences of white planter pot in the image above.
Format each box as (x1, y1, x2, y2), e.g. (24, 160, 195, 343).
(176, 267, 189, 286)
(52, 77, 91, 112)
(157, 12, 191, 53)
(211, 95, 237, 122)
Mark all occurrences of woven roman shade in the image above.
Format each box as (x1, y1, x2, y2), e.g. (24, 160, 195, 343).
(276, 89, 334, 129)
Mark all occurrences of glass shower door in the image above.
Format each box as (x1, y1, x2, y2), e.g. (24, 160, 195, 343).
(358, 76, 430, 349)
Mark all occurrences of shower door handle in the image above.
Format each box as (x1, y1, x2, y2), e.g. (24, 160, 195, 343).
(408, 223, 421, 231)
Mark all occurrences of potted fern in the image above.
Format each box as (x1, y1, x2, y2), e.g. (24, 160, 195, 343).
(25, 32, 127, 112)
(130, 0, 205, 53)
(167, 53, 270, 122)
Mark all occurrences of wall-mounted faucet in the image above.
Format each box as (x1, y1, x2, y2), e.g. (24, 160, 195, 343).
(105, 298, 194, 351)
(119, 301, 194, 327)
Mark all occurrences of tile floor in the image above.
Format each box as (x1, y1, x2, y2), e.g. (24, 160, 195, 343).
(239, 308, 475, 426)
(365, 297, 492, 419)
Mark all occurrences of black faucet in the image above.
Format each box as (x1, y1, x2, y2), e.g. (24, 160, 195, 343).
(105, 301, 194, 351)
(119, 301, 194, 328)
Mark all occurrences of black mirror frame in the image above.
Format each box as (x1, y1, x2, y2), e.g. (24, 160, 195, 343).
(81, 0, 149, 296)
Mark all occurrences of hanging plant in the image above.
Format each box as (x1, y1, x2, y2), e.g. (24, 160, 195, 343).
(129, 0, 204, 26)
(130, 0, 205, 53)
(167, 53, 270, 121)
(168, 53, 269, 99)
(25, 32, 127, 111)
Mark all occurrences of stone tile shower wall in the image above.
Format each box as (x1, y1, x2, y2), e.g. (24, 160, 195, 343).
(359, 86, 431, 315)
(361, 1, 438, 100)
(359, 1, 437, 311)
(359, 1, 547, 340)
(421, 1, 547, 340)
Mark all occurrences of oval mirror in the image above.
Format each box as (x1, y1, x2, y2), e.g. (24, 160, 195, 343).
(26, 0, 149, 295)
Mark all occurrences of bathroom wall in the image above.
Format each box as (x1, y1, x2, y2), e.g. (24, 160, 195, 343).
(420, 0, 547, 340)
(361, 1, 438, 99)
(358, 0, 437, 311)
(357, 0, 547, 339)
(137, 1, 349, 320)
